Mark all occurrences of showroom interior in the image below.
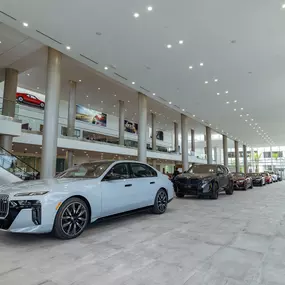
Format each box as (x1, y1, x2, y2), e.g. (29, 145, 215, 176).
(1, 1, 285, 284)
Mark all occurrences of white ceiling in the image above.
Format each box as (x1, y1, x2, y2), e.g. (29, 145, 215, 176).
(1, 1, 285, 146)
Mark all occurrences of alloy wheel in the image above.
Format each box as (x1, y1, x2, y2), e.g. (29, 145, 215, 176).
(157, 191, 167, 212)
(60, 202, 88, 237)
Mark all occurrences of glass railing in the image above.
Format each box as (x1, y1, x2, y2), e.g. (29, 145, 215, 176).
(0, 146, 39, 180)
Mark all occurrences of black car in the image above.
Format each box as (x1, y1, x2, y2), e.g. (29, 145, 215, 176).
(173, 164, 234, 199)
(247, 173, 265, 186)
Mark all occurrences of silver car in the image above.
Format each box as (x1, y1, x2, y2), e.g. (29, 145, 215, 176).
(0, 160, 173, 239)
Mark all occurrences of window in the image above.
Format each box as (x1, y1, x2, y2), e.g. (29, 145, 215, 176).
(30, 95, 37, 99)
(130, 163, 157, 178)
(105, 163, 130, 180)
(57, 161, 112, 178)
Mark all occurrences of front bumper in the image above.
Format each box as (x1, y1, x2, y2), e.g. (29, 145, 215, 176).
(174, 182, 212, 196)
(252, 179, 262, 186)
(233, 182, 245, 189)
(0, 198, 56, 234)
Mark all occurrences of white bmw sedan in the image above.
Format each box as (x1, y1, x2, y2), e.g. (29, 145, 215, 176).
(0, 160, 173, 239)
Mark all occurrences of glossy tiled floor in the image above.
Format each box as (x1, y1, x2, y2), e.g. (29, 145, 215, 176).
(1, 182, 285, 285)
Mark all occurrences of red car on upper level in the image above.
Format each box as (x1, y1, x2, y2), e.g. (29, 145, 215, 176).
(16, 93, 45, 109)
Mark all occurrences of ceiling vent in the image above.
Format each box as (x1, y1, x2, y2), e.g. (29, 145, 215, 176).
(158, 96, 167, 102)
(80, 54, 98, 65)
(173, 104, 180, 109)
(36, 30, 62, 45)
(140, 86, 150, 93)
(0, 11, 16, 21)
(114, 72, 127, 81)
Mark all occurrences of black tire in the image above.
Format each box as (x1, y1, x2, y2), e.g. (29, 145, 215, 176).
(53, 197, 89, 240)
(260, 181, 263, 187)
(176, 192, 185, 198)
(225, 181, 234, 195)
(249, 182, 253, 189)
(243, 182, 247, 191)
(17, 96, 23, 103)
(152, 189, 168, 214)
(210, 182, 219, 199)
(40, 102, 45, 108)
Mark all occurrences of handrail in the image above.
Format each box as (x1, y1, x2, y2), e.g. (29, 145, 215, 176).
(0, 146, 39, 173)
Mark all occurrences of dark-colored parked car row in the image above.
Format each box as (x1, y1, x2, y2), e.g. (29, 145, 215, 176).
(173, 164, 280, 199)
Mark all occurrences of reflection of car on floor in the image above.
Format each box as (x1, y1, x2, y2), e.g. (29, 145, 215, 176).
(16, 92, 45, 108)
(0, 160, 173, 239)
(262, 172, 272, 184)
(173, 164, 234, 200)
(247, 173, 265, 186)
(232, 172, 253, 190)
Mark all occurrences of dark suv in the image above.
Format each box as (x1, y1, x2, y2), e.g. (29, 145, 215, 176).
(173, 164, 234, 199)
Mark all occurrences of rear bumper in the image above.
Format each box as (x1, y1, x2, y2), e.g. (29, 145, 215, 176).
(252, 180, 262, 186)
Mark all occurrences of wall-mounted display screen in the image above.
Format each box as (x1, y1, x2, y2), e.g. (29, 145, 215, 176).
(156, 131, 164, 141)
(76, 104, 107, 127)
(124, 120, 138, 134)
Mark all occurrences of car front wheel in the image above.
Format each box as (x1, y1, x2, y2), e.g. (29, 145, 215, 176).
(210, 182, 219, 199)
(53, 197, 89, 239)
(152, 189, 168, 214)
(225, 181, 234, 195)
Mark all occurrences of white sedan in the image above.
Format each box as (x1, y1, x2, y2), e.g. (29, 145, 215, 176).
(0, 160, 173, 239)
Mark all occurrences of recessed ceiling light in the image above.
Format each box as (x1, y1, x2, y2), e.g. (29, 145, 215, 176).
(134, 13, 140, 18)
(98, 87, 101, 90)
(132, 81, 135, 85)
(113, 105, 116, 107)
(209, 124, 212, 126)
(249, 124, 252, 126)
(202, 120, 204, 122)
(79, 79, 82, 82)
(234, 109, 236, 111)
(178, 40, 184, 44)
(193, 114, 196, 117)
(214, 79, 218, 82)
(128, 100, 130, 103)
(37, 87, 39, 89)
(200, 62, 204, 66)
(147, 6, 153, 11)
(153, 93, 156, 96)
(234, 100, 237, 103)
(0, 41, 2, 44)
(282, 3, 285, 8)
(66, 46, 71, 50)
(245, 119, 248, 122)
(104, 66, 108, 70)
(101, 101, 103, 103)
(167, 44, 172, 49)
(189, 66, 193, 69)
(225, 91, 229, 94)
(226, 101, 230, 104)
(205, 81, 208, 84)
(169, 102, 172, 104)
(182, 109, 185, 111)
(86, 95, 88, 98)
(217, 93, 220, 95)
(27, 73, 30, 76)
(251, 119, 254, 121)
(23, 22, 29, 27)
(240, 114, 243, 117)
(241, 108, 244, 110)
(246, 114, 249, 116)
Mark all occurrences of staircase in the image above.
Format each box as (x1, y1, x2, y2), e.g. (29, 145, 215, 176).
(0, 146, 39, 184)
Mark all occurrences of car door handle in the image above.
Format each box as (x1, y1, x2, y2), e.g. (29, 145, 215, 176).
(125, 184, 132, 187)
(150, 181, 155, 184)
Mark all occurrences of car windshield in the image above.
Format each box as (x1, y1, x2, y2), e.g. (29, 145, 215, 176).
(232, 173, 244, 177)
(188, 164, 217, 174)
(247, 173, 259, 177)
(56, 161, 113, 178)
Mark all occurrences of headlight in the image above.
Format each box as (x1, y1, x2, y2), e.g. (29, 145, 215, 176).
(14, 191, 49, 197)
(202, 179, 212, 187)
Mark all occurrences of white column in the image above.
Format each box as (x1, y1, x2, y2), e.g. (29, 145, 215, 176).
(151, 113, 156, 151)
(138, 93, 147, 162)
(66, 80, 76, 169)
(213, 147, 218, 164)
(174, 122, 179, 153)
(181, 114, 189, 171)
(0, 68, 18, 151)
(118, 100, 125, 146)
(223, 135, 228, 166)
(206, 126, 212, 164)
(235, 140, 239, 172)
(243, 145, 248, 173)
(41, 48, 62, 179)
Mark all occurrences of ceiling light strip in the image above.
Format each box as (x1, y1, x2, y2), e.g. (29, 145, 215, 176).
(79, 54, 99, 64)
(114, 72, 128, 81)
(140, 86, 150, 93)
(0, 11, 17, 21)
(36, 30, 63, 45)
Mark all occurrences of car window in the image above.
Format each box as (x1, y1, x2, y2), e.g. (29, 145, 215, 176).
(31, 95, 37, 99)
(130, 163, 157, 178)
(105, 163, 130, 180)
(26, 94, 31, 98)
(221, 166, 228, 174)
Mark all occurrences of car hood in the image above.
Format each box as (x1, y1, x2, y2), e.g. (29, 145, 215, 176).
(233, 177, 245, 181)
(0, 178, 87, 195)
(176, 173, 215, 180)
